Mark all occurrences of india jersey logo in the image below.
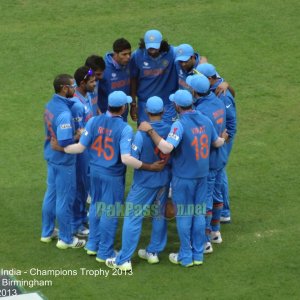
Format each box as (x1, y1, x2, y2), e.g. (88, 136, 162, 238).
(143, 62, 149, 66)
(111, 73, 117, 78)
(149, 35, 155, 41)
(162, 60, 169, 67)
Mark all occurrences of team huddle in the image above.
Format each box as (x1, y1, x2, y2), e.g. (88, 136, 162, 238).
(41, 29, 237, 271)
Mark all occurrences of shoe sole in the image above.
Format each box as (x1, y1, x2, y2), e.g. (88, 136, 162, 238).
(193, 261, 203, 266)
(211, 239, 222, 244)
(138, 253, 159, 264)
(96, 257, 105, 263)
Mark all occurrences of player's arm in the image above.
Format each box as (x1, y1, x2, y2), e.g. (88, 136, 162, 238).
(215, 81, 236, 97)
(138, 121, 182, 154)
(120, 126, 165, 171)
(211, 125, 226, 148)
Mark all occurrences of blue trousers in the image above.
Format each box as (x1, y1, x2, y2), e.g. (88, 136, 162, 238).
(205, 168, 223, 240)
(116, 184, 168, 265)
(172, 175, 206, 266)
(221, 139, 235, 218)
(41, 162, 76, 244)
(86, 169, 125, 259)
(72, 152, 89, 234)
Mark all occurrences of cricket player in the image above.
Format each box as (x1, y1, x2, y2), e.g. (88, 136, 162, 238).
(98, 38, 134, 121)
(51, 91, 165, 261)
(174, 43, 234, 96)
(186, 74, 227, 254)
(85, 54, 106, 116)
(137, 90, 226, 267)
(105, 96, 171, 271)
(41, 73, 86, 249)
(70, 66, 96, 237)
(130, 29, 178, 124)
(196, 63, 237, 223)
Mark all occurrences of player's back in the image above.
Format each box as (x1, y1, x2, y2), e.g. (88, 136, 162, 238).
(132, 120, 171, 188)
(171, 111, 215, 179)
(195, 92, 227, 170)
(86, 114, 129, 176)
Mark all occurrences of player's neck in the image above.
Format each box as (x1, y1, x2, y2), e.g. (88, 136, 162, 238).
(77, 87, 87, 97)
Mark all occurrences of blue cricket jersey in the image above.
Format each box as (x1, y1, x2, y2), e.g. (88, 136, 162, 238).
(131, 46, 178, 104)
(211, 79, 237, 140)
(131, 120, 171, 188)
(166, 110, 218, 179)
(176, 52, 201, 90)
(89, 81, 99, 116)
(79, 112, 133, 176)
(44, 94, 76, 165)
(98, 52, 132, 114)
(71, 90, 93, 130)
(194, 92, 227, 170)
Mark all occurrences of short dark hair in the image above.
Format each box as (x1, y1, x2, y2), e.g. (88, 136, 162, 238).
(148, 112, 163, 117)
(179, 105, 193, 111)
(113, 38, 131, 53)
(108, 105, 123, 113)
(138, 39, 170, 52)
(85, 55, 105, 71)
(74, 66, 94, 86)
(53, 74, 73, 93)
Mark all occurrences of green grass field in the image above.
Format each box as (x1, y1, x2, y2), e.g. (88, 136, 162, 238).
(1, 0, 300, 299)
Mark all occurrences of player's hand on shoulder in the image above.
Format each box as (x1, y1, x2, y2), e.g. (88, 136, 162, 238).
(216, 81, 229, 96)
(138, 121, 152, 132)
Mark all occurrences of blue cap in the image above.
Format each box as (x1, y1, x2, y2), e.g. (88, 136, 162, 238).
(186, 74, 210, 94)
(196, 63, 217, 77)
(144, 30, 162, 49)
(169, 90, 193, 107)
(146, 96, 164, 113)
(108, 91, 132, 107)
(174, 44, 194, 61)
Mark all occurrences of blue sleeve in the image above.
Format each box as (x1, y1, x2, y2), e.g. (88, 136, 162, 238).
(59, 138, 74, 147)
(166, 120, 183, 148)
(130, 51, 139, 78)
(220, 93, 237, 138)
(79, 117, 95, 147)
(120, 125, 134, 155)
(71, 101, 85, 130)
(56, 112, 74, 142)
(209, 118, 219, 144)
(131, 131, 143, 159)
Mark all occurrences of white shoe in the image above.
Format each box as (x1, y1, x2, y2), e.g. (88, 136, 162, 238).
(40, 228, 58, 243)
(105, 257, 132, 272)
(56, 237, 86, 249)
(96, 250, 119, 263)
(211, 231, 223, 244)
(204, 242, 213, 254)
(76, 226, 89, 238)
(138, 249, 159, 264)
(169, 253, 193, 267)
(220, 216, 231, 223)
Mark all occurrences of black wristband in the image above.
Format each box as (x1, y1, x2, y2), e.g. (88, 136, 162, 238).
(147, 129, 154, 136)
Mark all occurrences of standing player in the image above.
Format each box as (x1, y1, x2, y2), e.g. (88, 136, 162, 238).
(186, 74, 227, 253)
(105, 96, 171, 271)
(71, 66, 96, 238)
(85, 55, 106, 116)
(51, 91, 165, 261)
(138, 90, 226, 267)
(175, 43, 234, 96)
(130, 29, 178, 124)
(196, 63, 237, 223)
(41, 74, 86, 249)
(98, 38, 134, 121)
